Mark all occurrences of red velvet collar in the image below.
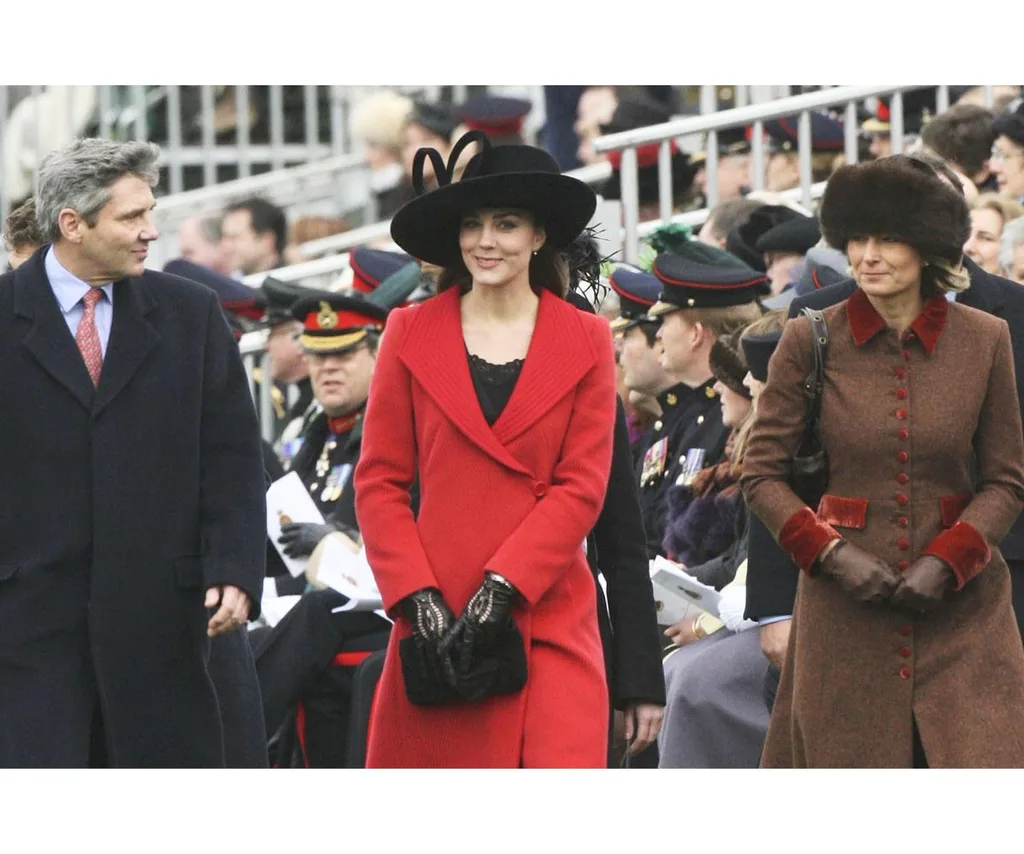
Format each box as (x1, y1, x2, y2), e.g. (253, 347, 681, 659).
(846, 287, 948, 356)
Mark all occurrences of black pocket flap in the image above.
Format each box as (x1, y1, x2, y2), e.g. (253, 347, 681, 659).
(173, 555, 204, 590)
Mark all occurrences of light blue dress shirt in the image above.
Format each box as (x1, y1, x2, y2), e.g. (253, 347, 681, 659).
(45, 246, 115, 357)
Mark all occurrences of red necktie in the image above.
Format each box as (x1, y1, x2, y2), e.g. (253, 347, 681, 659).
(76, 288, 104, 387)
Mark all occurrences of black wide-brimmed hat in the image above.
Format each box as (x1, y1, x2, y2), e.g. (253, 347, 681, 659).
(820, 156, 970, 265)
(390, 130, 597, 268)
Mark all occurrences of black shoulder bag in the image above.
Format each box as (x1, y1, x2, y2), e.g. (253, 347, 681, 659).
(790, 308, 830, 507)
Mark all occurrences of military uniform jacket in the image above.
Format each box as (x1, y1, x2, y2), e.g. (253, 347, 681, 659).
(742, 290, 1024, 767)
(635, 379, 729, 558)
(289, 411, 363, 534)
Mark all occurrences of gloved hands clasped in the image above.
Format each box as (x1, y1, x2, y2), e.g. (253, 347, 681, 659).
(398, 572, 527, 705)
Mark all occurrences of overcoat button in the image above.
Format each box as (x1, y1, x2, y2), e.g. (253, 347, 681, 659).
(898, 429, 909, 441)
(534, 482, 547, 498)
(898, 560, 910, 570)
(895, 368, 906, 379)
(898, 539, 910, 551)
(896, 409, 907, 420)
(900, 667, 911, 679)
(899, 625, 913, 636)
(897, 516, 909, 528)
(898, 451, 909, 463)
(897, 473, 909, 484)
(903, 350, 911, 361)
(896, 494, 908, 505)
(901, 647, 912, 658)
(896, 388, 907, 400)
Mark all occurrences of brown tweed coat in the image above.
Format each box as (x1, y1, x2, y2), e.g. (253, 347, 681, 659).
(742, 288, 1024, 767)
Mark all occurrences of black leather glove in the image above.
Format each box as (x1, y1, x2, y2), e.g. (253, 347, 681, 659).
(277, 522, 336, 558)
(439, 572, 526, 702)
(400, 587, 457, 646)
(397, 588, 459, 706)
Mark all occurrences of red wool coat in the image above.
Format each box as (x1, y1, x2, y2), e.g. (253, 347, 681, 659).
(354, 287, 617, 767)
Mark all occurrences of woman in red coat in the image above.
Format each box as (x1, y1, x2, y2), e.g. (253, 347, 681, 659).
(354, 131, 618, 767)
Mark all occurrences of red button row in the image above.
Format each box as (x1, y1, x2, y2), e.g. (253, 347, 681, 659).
(896, 388, 907, 400)
(897, 494, 908, 505)
(896, 409, 907, 420)
(897, 472, 909, 484)
(898, 428, 909, 441)
(898, 450, 909, 463)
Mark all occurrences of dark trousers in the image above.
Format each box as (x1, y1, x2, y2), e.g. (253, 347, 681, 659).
(250, 589, 390, 762)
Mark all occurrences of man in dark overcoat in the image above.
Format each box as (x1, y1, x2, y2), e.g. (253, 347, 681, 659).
(0, 138, 266, 767)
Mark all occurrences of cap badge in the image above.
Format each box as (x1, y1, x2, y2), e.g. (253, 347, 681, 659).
(317, 301, 338, 330)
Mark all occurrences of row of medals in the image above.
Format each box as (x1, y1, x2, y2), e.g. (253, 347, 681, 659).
(311, 436, 343, 503)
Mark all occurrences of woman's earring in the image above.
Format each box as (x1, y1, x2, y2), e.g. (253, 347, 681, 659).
(532, 250, 538, 256)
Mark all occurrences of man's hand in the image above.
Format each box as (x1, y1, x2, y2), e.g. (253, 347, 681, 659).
(623, 702, 664, 756)
(205, 585, 251, 637)
(277, 522, 336, 558)
(759, 619, 792, 669)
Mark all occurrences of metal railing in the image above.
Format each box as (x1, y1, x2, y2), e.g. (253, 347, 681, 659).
(591, 84, 996, 264)
(0, 84, 530, 226)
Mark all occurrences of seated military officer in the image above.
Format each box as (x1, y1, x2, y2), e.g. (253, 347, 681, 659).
(648, 251, 766, 541)
(252, 292, 397, 766)
(609, 264, 695, 559)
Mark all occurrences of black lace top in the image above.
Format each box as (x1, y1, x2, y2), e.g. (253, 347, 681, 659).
(467, 351, 524, 426)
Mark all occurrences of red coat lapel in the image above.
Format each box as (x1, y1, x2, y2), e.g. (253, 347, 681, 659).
(399, 288, 597, 475)
(491, 289, 597, 446)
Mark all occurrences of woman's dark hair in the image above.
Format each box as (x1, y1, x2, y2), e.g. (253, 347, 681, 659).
(436, 212, 570, 297)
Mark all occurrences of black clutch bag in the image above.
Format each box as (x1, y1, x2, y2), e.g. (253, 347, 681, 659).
(398, 635, 462, 707)
(447, 617, 528, 703)
(791, 308, 830, 508)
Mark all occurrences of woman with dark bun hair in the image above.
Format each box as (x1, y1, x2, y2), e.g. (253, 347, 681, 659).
(742, 154, 1024, 767)
(355, 131, 618, 767)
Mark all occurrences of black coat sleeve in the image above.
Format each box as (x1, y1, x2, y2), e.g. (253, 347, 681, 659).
(743, 512, 799, 621)
(592, 398, 667, 708)
(199, 295, 267, 617)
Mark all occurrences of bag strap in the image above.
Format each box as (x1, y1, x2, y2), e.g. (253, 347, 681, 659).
(800, 307, 829, 427)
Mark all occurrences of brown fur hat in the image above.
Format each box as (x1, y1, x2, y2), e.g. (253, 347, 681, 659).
(819, 156, 970, 266)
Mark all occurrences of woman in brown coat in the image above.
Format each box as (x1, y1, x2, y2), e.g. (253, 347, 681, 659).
(742, 155, 1024, 768)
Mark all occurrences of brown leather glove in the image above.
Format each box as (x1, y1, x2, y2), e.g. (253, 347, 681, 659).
(818, 540, 902, 603)
(890, 556, 955, 614)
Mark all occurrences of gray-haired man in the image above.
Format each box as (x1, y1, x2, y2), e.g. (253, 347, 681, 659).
(0, 138, 266, 767)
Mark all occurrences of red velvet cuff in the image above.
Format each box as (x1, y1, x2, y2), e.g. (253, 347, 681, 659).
(922, 521, 992, 591)
(778, 507, 842, 576)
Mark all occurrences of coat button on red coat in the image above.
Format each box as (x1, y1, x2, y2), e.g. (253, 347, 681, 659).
(898, 450, 909, 463)
(896, 388, 907, 400)
(896, 409, 907, 420)
(897, 472, 909, 484)
(533, 482, 547, 498)
(898, 429, 909, 441)
(899, 625, 913, 636)
(898, 539, 910, 551)
(901, 647, 912, 658)
(900, 667, 911, 679)
(896, 493, 908, 505)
